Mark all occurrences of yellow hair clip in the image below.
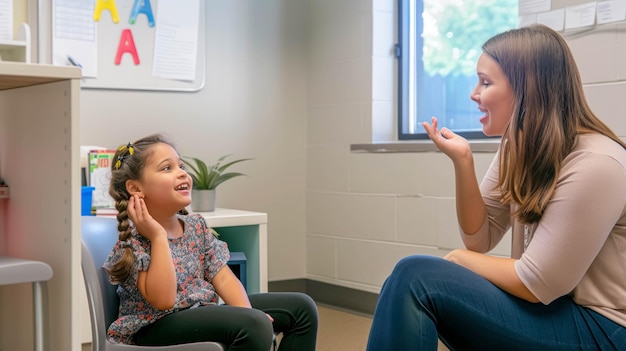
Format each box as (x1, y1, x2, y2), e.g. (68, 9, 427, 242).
(115, 142, 134, 170)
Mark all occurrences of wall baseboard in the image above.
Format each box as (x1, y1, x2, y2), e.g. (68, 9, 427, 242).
(268, 279, 378, 316)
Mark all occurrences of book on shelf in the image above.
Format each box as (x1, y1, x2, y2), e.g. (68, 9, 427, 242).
(88, 149, 116, 211)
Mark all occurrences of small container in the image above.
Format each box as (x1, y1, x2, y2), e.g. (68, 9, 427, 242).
(81, 186, 95, 216)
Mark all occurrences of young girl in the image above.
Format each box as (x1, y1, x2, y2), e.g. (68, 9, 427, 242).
(366, 25, 626, 350)
(104, 134, 317, 350)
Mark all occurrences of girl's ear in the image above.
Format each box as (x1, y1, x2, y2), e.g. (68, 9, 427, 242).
(125, 179, 143, 197)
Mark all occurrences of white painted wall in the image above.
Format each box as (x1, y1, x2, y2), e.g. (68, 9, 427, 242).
(305, 0, 626, 294)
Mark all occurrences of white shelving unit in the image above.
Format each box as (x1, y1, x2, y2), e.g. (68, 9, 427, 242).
(0, 23, 31, 63)
(0, 62, 81, 351)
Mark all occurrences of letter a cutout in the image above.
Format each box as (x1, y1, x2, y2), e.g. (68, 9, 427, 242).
(115, 29, 140, 65)
(129, 0, 155, 27)
(94, 0, 120, 23)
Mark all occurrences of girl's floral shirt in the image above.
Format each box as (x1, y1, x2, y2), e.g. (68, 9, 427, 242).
(103, 213, 230, 344)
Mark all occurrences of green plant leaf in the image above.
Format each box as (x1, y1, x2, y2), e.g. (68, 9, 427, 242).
(182, 155, 252, 190)
(182, 157, 209, 189)
(216, 158, 253, 173)
(210, 172, 247, 189)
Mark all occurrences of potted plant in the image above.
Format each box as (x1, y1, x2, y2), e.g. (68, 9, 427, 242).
(182, 154, 252, 212)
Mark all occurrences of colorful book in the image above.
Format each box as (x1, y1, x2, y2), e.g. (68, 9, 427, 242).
(88, 150, 116, 210)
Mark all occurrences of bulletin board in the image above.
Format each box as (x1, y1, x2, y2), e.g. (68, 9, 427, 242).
(51, 0, 206, 92)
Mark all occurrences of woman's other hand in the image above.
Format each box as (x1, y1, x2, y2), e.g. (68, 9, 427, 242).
(443, 249, 540, 303)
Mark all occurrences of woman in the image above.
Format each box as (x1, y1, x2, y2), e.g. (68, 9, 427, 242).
(366, 24, 626, 350)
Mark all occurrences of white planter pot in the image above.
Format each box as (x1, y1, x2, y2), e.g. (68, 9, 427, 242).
(191, 189, 216, 212)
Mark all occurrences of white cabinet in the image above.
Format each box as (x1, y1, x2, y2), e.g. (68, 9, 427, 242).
(0, 62, 81, 351)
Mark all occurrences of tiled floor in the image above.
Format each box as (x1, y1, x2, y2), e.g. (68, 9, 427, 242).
(316, 304, 449, 351)
(316, 304, 372, 351)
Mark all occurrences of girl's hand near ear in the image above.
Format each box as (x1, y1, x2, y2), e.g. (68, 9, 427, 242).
(130, 193, 177, 309)
(127, 194, 166, 241)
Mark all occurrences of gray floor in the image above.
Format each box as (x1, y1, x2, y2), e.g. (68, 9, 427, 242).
(316, 304, 449, 351)
(316, 304, 372, 351)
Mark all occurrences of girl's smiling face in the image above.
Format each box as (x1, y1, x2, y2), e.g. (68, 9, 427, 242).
(470, 53, 515, 137)
(135, 143, 192, 214)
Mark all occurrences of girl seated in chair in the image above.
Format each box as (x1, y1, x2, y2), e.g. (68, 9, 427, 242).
(104, 134, 317, 351)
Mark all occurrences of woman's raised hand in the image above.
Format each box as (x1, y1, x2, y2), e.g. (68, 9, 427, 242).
(422, 117, 472, 164)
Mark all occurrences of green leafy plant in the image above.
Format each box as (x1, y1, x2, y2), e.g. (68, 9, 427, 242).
(182, 155, 252, 190)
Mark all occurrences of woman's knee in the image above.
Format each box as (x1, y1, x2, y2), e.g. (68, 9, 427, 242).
(391, 255, 446, 280)
(381, 255, 456, 296)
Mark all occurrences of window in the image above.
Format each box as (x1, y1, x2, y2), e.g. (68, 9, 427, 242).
(397, 0, 518, 140)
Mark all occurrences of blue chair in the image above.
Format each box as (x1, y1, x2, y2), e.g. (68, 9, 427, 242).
(81, 216, 225, 351)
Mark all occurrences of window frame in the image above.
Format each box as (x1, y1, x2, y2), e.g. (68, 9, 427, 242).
(396, 0, 501, 141)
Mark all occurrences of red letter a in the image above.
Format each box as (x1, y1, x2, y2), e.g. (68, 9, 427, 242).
(115, 29, 140, 65)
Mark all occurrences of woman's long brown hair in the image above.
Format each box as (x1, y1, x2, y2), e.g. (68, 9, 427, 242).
(483, 24, 625, 223)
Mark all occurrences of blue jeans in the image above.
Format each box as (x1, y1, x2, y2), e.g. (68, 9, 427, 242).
(366, 255, 626, 351)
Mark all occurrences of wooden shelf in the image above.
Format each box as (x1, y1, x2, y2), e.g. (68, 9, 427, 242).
(0, 61, 82, 351)
(0, 62, 80, 90)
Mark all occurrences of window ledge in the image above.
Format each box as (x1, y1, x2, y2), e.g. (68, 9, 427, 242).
(350, 139, 500, 153)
